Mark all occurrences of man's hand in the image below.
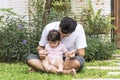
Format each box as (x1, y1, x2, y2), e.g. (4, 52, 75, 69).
(68, 50, 76, 58)
(38, 50, 48, 59)
(66, 50, 76, 59)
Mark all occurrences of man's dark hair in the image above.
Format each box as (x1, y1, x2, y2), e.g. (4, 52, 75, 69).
(47, 29, 61, 42)
(59, 16, 77, 34)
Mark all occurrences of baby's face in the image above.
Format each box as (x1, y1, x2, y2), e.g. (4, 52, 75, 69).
(48, 41, 60, 48)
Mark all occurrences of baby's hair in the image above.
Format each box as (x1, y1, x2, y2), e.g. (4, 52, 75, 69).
(47, 29, 61, 42)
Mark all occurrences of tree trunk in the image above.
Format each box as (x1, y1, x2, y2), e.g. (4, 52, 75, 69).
(42, 0, 52, 27)
(114, 0, 120, 49)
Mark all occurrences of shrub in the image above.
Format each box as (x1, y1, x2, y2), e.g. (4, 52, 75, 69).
(0, 15, 29, 62)
(79, 0, 115, 35)
(85, 36, 116, 61)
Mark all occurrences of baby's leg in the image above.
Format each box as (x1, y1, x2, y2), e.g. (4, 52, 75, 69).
(55, 59, 64, 73)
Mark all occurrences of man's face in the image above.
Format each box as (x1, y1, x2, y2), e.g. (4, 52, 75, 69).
(58, 27, 70, 38)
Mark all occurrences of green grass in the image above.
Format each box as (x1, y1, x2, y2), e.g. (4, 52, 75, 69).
(113, 49, 120, 54)
(0, 63, 73, 80)
(85, 60, 118, 66)
(0, 61, 120, 80)
(0, 50, 120, 80)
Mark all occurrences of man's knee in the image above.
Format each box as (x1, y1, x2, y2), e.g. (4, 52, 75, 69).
(26, 54, 40, 64)
(71, 59, 80, 69)
(26, 59, 32, 64)
(63, 59, 80, 70)
(75, 56, 85, 71)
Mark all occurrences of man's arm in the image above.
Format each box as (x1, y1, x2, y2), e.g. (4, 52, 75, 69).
(76, 48, 85, 57)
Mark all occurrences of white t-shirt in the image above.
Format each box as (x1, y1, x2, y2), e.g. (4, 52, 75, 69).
(39, 21, 87, 51)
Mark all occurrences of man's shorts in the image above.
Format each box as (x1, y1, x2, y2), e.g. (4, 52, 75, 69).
(26, 54, 85, 72)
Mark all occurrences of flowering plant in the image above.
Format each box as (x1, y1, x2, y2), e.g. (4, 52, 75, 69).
(0, 15, 29, 62)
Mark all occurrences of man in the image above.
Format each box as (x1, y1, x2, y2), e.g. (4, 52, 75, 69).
(26, 16, 87, 74)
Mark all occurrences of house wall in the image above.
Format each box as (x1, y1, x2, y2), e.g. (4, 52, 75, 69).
(71, 0, 111, 15)
(70, 0, 111, 24)
(0, 0, 29, 21)
(70, 0, 112, 42)
(0, 0, 111, 21)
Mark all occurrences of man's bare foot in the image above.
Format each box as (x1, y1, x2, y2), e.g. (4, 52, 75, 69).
(57, 69, 63, 73)
(28, 68, 36, 72)
(63, 69, 76, 76)
(71, 69, 76, 76)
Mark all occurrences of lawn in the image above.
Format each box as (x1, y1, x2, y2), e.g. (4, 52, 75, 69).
(0, 63, 73, 80)
(0, 61, 120, 80)
(0, 50, 120, 80)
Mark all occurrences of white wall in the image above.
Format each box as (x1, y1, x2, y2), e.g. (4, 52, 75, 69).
(0, 0, 111, 21)
(71, 0, 111, 15)
(0, 0, 29, 21)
